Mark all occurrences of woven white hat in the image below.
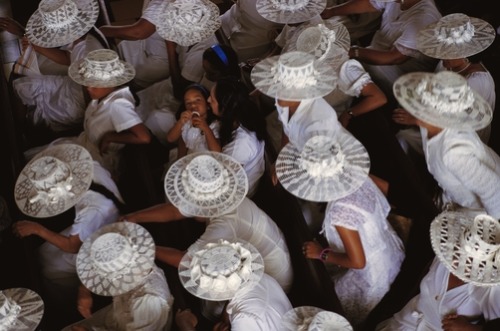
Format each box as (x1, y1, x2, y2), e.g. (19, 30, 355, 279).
(393, 71, 492, 130)
(430, 211, 500, 287)
(417, 13, 496, 60)
(256, 0, 326, 24)
(25, 0, 99, 48)
(69, 49, 136, 88)
(76, 222, 156, 296)
(154, 0, 221, 47)
(251, 51, 337, 101)
(164, 152, 248, 218)
(178, 239, 265, 301)
(14, 144, 93, 218)
(276, 132, 370, 202)
(0, 288, 44, 331)
(282, 306, 353, 331)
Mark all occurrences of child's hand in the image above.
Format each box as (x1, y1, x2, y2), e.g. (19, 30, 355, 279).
(180, 110, 193, 125)
(191, 115, 209, 133)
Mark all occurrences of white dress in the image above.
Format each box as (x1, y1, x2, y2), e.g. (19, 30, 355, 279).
(422, 128, 500, 218)
(376, 258, 500, 330)
(13, 34, 105, 131)
(181, 120, 220, 154)
(322, 178, 405, 325)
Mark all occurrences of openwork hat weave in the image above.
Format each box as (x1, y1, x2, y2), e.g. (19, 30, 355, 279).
(155, 0, 221, 47)
(276, 132, 370, 202)
(69, 49, 136, 88)
(178, 239, 265, 301)
(417, 13, 496, 60)
(256, 0, 326, 24)
(251, 51, 337, 101)
(165, 152, 248, 218)
(393, 71, 492, 130)
(14, 144, 93, 218)
(0, 288, 44, 331)
(430, 211, 500, 287)
(309, 311, 353, 330)
(26, 0, 99, 48)
(282, 306, 353, 331)
(77, 222, 156, 296)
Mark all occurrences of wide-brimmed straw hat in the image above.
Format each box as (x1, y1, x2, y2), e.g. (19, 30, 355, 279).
(14, 144, 93, 218)
(25, 0, 99, 48)
(178, 239, 265, 301)
(154, 0, 221, 47)
(276, 132, 370, 202)
(76, 222, 156, 296)
(251, 51, 337, 101)
(430, 211, 500, 287)
(68, 49, 136, 88)
(282, 306, 353, 331)
(393, 71, 492, 130)
(164, 152, 248, 218)
(0, 288, 44, 331)
(417, 13, 496, 60)
(256, 0, 326, 24)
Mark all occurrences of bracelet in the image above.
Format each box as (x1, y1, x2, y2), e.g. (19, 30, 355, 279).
(351, 46, 360, 59)
(320, 248, 332, 262)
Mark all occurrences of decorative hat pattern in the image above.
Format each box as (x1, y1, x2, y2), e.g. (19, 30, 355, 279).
(0, 288, 44, 331)
(69, 49, 136, 88)
(25, 0, 99, 48)
(256, 0, 327, 24)
(76, 222, 156, 296)
(417, 13, 496, 60)
(430, 211, 500, 287)
(282, 306, 353, 331)
(294, 21, 350, 62)
(155, 0, 221, 47)
(276, 132, 370, 202)
(178, 239, 265, 301)
(393, 71, 492, 130)
(14, 144, 93, 218)
(165, 152, 248, 218)
(251, 51, 337, 101)
(309, 311, 353, 331)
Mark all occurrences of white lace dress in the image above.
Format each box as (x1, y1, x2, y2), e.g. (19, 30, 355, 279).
(321, 178, 405, 326)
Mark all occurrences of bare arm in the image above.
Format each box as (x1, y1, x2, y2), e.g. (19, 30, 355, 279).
(166, 41, 193, 100)
(99, 18, 156, 40)
(167, 111, 191, 143)
(321, 0, 378, 19)
(350, 46, 410, 66)
(339, 81, 387, 127)
(13, 221, 82, 254)
(32, 43, 72, 65)
(120, 203, 186, 223)
(156, 246, 185, 268)
(99, 123, 151, 153)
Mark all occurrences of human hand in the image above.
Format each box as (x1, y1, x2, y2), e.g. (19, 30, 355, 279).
(442, 314, 480, 331)
(0, 17, 25, 37)
(339, 112, 352, 128)
(77, 286, 93, 319)
(175, 309, 198, 331)
(180, 110, 193, 125)
(191, 115, 209, 133)
(213, 321, 230, 331)
(12, 220, 42, 238)
(392, 108, 417, 126)
(302, 240, 323, 260)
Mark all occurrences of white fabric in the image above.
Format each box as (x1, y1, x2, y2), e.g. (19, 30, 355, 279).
(227, 273, 293, 331)
(376, 258, 500, 330)
(195, 198, 294, 292)
(422, 127, 500, 218)
(13, 34, 105, 131)
(38, 162, 121, 283)
(222, 126, 265, 197)
(178, 35, 218, 83)
(322, 178, 405, 325)
(181, 120, 220, 154)
(63, 265, 174, 331)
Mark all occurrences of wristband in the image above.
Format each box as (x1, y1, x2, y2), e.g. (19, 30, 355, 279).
(320, 248, 332, 262)
(351, 46, 360, 59)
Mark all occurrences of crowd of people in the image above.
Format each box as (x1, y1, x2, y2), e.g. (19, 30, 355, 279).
(1, 0, 500, 330)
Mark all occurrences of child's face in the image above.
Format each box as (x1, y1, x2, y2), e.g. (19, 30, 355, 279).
(86, 86, 116, 100)
(184, 89, 208, 117)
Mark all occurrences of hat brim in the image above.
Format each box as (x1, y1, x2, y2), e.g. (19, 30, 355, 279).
(68, 57, 136, 88)
(165, 152, 248, 218)
(393, 72, 492, 130)
(417, 16, 496, 60)
(309, 311, 353, 330)
(282, 306, 324, 330)
(76, 222, 156, 296)
(276, 133, 370, 202)
(14, 144, 93, 218)
(430, 211, 500, 287)
(26, 0, 100, 48)
(256, 0, 327, 24)
(250, 53, 337, 101)
(1, 288, 44, 331)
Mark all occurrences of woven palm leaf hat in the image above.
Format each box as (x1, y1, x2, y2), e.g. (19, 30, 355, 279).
(25, 0, 99, 48)
(14, 143, 93, 218)
(178, 239, 265, 301)
(256, 0, 327, 24)
(276, 130, 370, 202)
(0, 288, 44, 331)
(153, 0, 221, 47)
(417, 13, 496, 60)
(282, 306, 353, 331)
(251, 51, 337, 101)
(393, 71, 492, 130)
(76, 222, 156, 296)
(430, 211, 500, 286)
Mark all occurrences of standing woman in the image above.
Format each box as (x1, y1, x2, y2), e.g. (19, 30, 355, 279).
(208, 78, 266, 197)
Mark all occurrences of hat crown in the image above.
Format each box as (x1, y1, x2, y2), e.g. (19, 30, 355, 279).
(276, 52, 319, 89)
(270, 0, 309, 11)
(300, 135, 345, 179)
(184, 155, 225, 196)
(435, 13, 475, 45)
(0, 292, 21, 329)
(78, 50, 127, 83)
(297, 24, 336, 60)
(39, 0, 79, 29)
(200, 245, 242, 277)
(170, 0, 211, 26)
(91, 232, 134, 275)
(462, 214, 500, 260)
(27, 156, 74, 205)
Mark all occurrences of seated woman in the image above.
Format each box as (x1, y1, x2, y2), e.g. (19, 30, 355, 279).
(275, 132, 404, 327)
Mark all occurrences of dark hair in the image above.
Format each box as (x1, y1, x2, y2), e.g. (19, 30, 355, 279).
(214, 78, 267, 147)
(203, 44, 241, 81)
(174, 83, 216, 124)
